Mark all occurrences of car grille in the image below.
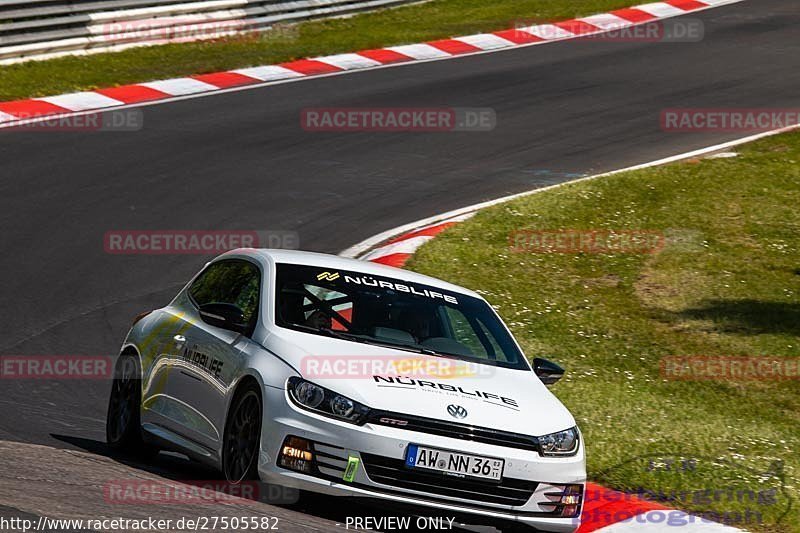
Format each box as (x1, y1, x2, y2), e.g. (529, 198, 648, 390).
(311, 442, 350, 478)
(367, 411, 540, 452)
(361, 453, 538, 506)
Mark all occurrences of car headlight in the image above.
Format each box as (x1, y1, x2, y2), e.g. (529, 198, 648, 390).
(538, 427, 579, 456)
(287, 377, 370, 424)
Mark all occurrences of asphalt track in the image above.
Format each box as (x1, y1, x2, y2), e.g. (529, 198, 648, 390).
(0, 0, 798, 528)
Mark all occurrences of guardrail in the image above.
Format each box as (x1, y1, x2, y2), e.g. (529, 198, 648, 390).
(0, 0, 419, 64)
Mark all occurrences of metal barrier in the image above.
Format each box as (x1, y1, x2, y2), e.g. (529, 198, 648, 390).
(0, 0, 418, 63)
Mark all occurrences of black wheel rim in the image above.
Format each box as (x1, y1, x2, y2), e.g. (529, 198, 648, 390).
(224, 391, 260, 483)
(107, 357, 137, 443)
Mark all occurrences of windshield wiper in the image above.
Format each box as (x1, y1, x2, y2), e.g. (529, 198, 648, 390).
(355, 337, 449, 357)
(317, 328, 434, 354)
(318, 327, 370, 343)
(288, 323, 367, 343)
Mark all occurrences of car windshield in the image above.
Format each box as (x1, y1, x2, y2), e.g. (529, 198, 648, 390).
(274, 263, 529, 370)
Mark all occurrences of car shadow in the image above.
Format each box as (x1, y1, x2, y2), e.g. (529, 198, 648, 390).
(50, 434, 493, 533)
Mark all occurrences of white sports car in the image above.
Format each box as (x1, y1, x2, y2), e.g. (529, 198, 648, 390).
(107, 249, 585, 532)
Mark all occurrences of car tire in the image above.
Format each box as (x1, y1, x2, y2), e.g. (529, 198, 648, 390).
(106, 353, 156, 457)
(222, 384, 262, 483)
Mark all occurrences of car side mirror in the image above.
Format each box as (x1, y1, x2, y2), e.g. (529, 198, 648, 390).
(533, 357, 564, 385)
(199, 303, 248, 335)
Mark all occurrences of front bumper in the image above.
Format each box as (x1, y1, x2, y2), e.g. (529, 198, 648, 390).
(258, 385, 585, 532)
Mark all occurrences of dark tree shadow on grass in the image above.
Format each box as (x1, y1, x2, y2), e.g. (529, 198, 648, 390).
(676, 299, 800, 335)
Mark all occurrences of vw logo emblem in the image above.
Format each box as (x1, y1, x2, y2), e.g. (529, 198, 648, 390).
(447, 404, 468, 419)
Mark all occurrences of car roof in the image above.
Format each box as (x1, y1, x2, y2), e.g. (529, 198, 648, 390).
(231, 248, 481, 298)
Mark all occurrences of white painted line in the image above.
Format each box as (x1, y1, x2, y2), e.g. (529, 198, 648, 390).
(340, 122, 800, 259)
(37, 92, 124, 111)
(455, 33, 515, 50)
(360, 235, 434, 261)
(411, 213, 475, 232)
(593, 511, 746, 532)
(522, 24, 575, 41)
(385, 43, 452, 60)
(579, 13, 635, 31)
(360, 214, 476, 262)
(140, 77, 219, 95)
(230, 65, 305, 81)
(313, 53, 383, 70)
(351, 214, 476, 261)
(0, 111, 16, 123)
(635, 2, 687, 17)
(705, 151, 738, 158)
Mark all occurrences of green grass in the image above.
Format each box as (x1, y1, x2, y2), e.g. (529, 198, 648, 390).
(406, 133, 800, 531)
(0, 0, 635, 101)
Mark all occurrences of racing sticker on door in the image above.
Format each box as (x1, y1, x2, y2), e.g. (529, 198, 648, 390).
(181, 345, 225, 380)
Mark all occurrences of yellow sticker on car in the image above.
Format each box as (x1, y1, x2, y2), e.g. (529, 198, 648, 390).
(343, 455, 360, 482)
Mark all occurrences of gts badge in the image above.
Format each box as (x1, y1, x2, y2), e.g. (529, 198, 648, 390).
(181, 345, 224, 379)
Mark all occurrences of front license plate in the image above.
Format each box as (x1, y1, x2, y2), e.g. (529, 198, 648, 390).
(405, 444, 504, 481)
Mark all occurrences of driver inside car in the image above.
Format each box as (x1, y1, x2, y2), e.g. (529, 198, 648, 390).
(398, 309, 434, 343)
(305, 309, 332, 330)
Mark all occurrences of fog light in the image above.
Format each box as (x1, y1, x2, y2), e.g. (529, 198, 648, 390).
(562, 494, 581, 505)
(559, 484, 583, 518)
(541, 484, 583, 518)
(282, 445, 313, 461)
(279, 436, 315, 474)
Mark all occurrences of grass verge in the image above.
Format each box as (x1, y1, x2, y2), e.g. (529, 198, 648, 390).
(407, 132, 800, 532)
(0, 0, 635, 101)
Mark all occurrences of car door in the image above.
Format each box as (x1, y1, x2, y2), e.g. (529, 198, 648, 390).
(138, 304, 198, 428)
(167, 258, 261, 452)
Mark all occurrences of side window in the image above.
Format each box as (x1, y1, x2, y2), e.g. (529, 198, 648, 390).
(444, 307, 488, 357)
(189, 260, 261, 326)
(477, 319, 509, 363)
(442, 308, 507, 362)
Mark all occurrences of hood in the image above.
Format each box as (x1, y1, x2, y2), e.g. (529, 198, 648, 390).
(266, 329, 576, 437)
